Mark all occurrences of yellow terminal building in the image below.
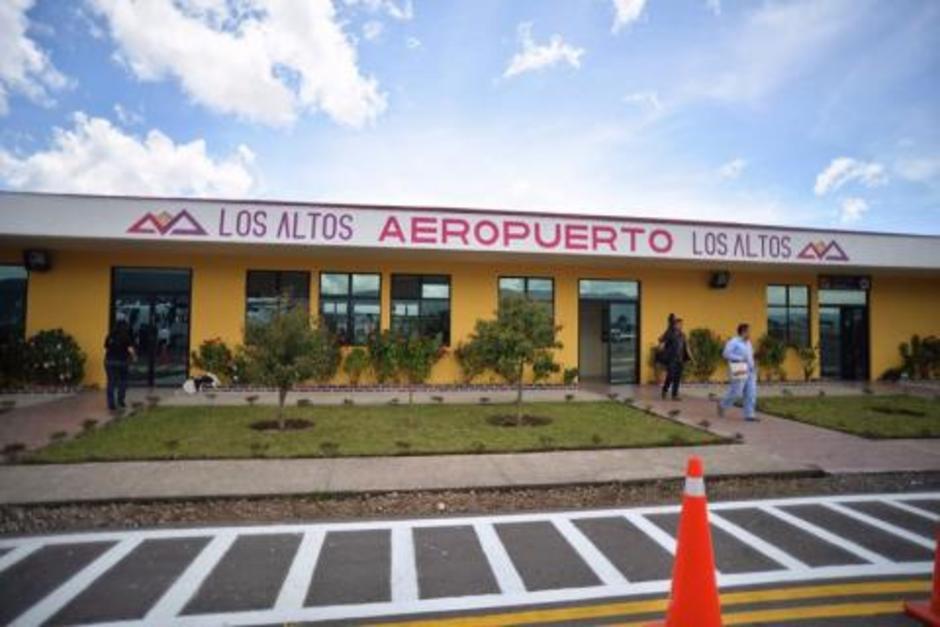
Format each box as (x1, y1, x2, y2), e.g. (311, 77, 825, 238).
(1, 191, 939, 387)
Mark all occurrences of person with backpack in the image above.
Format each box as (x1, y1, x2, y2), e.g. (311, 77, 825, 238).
(658, 315, 692, 400)
(104, 320, 136, 411)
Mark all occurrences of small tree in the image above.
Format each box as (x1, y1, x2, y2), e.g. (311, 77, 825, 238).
(343, 347, 370, 386)
(687, 328, 723, 382)
(462, 295, 562, 425)
(795, 344, 818, 382)
(243, 306, 340, 429)
(396, 334, 445, 406)
(755, 334, 787, 382)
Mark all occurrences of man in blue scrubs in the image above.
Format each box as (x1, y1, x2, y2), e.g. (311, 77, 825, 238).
(718, 323, 759, 421)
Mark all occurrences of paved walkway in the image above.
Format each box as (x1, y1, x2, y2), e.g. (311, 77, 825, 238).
(631, 389, 940, 474)
(0, 391, 114, 453)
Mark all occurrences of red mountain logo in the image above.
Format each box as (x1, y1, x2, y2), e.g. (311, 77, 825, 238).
(127, 209, 208, 236)
(797, 240, 849, 262)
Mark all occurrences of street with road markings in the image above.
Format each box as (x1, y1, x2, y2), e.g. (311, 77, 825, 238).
(1, 491, 938, 626)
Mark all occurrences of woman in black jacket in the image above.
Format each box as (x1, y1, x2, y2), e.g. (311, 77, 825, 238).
(658, 316, 692, 400)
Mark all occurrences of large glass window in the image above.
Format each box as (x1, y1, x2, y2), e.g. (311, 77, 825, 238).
(391, 275, 451, 344)
(498, 276, 554, 319)
(767, 285, 810, 347)
(0, 265, 28, 341)
(246, 270, 310, 325)
(320, 272, 381, 345)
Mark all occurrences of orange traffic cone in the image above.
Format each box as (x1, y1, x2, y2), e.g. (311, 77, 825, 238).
(648, 456, 722, 627)
(904, 528, 940, 625)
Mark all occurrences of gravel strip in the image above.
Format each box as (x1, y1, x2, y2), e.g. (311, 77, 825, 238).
(2, 472, 938, 536)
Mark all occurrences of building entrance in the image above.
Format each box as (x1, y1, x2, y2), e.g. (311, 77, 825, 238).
(819, 286, 869, 380)
(578, 280, 639, 384)
(111, 268, 192, 387)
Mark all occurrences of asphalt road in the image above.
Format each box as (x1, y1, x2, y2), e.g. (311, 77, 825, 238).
(1, 491, 937, 626)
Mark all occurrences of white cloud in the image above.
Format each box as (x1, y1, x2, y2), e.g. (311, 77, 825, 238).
(839, 196, 868, 223)
(362, 20, 384, 41)
(611, 0, 647, 33)
(113, 103, 143, 126)
(503, 23, 585, 79)
(0, 0, 68, 114)
(405, 36, 421, 50)
(89, 0, 386, 128)
(623, 90, 663, 114)
(705, 0, 721, 16)
(0, 112, 255, 197)
(895, 157, 940, 183)
(814, 157, 887, 196)
(718, 158, 746, 180)
(344, 0, 413, 21)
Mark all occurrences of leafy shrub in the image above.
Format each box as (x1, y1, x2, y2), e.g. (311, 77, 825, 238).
(755, 334, 787, 382)
(688, 328, 723, 382)
(367, 330, 400, 384)
(899, 334, 940, 380)
(794, 345, 818, 382)
(26, 329, 86, 385)
(191, 338, 236, 383)
(343, 347, 370, 385)
(563, 367, 579, 385)
(454, 341, 487, 384)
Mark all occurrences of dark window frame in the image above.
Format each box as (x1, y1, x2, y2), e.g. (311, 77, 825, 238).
(245, 269, 311, 327)
(767, 284, 811, 347)
(498, 275, 555, 322)
(391, 274, 452, 345)
(318, 271, 382, 346)
(0, 263, 29, 342)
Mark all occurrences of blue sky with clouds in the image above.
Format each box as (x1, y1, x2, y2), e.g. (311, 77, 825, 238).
(0, 0, 938, 233)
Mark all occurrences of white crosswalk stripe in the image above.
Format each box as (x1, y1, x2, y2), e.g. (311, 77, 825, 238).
(0, 491, 936, 626)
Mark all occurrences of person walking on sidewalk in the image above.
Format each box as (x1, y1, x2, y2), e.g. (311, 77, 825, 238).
(104, 320, 136, 411)
(659, 316, 693, 400)
(718, 322, 759, 421)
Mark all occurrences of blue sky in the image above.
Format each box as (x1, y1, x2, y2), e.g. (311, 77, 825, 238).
(0, 0, 938, 233)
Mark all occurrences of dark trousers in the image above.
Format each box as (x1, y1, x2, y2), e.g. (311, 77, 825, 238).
(105, 361, 129, 410)
(662, 361, 684, 398)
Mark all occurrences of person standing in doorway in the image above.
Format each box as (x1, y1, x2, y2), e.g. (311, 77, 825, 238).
(104, 320, 136, 411)
(659, 316, 692, 400)
(718, 323, 758, 421)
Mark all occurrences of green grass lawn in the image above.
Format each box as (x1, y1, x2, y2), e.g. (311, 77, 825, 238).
(27, 401, 722, 463)
(759, 394, 940, 439)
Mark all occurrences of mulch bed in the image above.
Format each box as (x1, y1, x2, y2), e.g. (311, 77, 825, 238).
(485, 414, 553, 427)
(249, 419, 314, 431)
(2, 472, 938, 536)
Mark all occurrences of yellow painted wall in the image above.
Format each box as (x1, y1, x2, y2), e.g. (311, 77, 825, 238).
(869, 274, 940, 378)
(4, 245, 938, 386)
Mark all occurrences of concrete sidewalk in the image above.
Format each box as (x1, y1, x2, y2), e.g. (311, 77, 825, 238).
(0, 443, 806, 505)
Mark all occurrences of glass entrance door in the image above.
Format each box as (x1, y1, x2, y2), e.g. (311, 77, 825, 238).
(819, 288, 869, 380)
(608, 302, 638, 384)
(111, 268, 192, 387)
